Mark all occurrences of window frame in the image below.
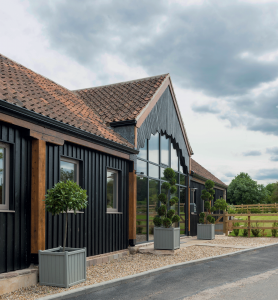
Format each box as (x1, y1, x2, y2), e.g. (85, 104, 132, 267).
(106, 168, 119, 213)
(60, 157, 79, 184)
(0, 142, 10, 210)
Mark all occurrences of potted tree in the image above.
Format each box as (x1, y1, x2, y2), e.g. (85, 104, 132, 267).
(211, 197, 227, 235)
(39, 180, 88, 288)
(153, 168, 180, 250)
(197, 180, 215, 240)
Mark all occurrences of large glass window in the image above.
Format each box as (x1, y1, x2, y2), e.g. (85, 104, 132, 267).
(161, 135, 169, 166)
(149, 133, 159, 164)
(107, 169, 118, 212)
(0, 143, 9, 210)
(136, 132, 188, 241)
(136, 177, 148, 243)
(60, 157, 79, 183)
(171, 143, 178, 171)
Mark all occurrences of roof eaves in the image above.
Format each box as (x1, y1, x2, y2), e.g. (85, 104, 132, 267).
(191, 172, 228, 189)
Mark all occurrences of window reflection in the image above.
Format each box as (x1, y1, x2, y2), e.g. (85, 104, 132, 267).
(149, 133, 159, 164)
(138, 139, 147, 160)
(60, 160, 77, 182)
(161, 135, 169, 165)
(160, 167, 166, 180)
(180, 173, 186, 186)
(171, 143, 178, 171)
(149, 179, 159, 241)
(149, 164, 159, 179)
(180, 187, 186, 234)
(137, 159, 147, 175)
(136, 177, 148, 243)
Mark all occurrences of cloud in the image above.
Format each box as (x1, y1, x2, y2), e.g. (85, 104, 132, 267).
(255, 169, 278, 180)
(192, 103, 220, 114)
(224, 172, 235, 177)
(266, 147, 278, 155)
(242, 150, 262, 156)
(270, 156, 278, 161)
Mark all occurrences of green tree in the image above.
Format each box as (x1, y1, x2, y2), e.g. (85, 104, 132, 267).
(44, 180, 88, 251)
(227, 173, 270, 205)
(271, 182, 278, 203)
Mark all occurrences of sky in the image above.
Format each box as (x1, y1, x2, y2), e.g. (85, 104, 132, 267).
(1, 0, 278, 186)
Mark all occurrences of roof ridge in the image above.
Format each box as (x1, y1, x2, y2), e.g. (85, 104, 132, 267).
(72, 73, 169, 92)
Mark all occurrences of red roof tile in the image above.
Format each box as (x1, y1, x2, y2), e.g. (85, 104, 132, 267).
(74, 74, 168, 123)
(0, 54, 134, 148)
(191, 159, 227, 187)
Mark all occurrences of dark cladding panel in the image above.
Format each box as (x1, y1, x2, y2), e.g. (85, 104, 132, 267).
(0, 121, 31, 273)
(45, 142, 129, 257)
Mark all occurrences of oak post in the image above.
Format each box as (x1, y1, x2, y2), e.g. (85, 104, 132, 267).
(248, 216, 251, 237)
(129, 168, 137, 246)
(31, 139, 46, 258)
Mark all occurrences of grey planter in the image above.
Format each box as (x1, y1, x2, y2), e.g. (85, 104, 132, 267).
(39, 247, 86, 288)
(154, 227, 180, 250)
(197, 224, 215, 240)
(215, 223, 223, 235)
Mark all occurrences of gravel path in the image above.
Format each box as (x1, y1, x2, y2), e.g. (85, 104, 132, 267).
(0, 246, 240, 300)
(204, 236, 277, 247)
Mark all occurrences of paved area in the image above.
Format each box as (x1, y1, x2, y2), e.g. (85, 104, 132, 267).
(67, 244, 278, 300)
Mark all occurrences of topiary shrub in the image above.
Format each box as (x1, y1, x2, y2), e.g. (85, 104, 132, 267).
(44, 180, 88, 252)
(200, 179, 216, 224)
(153, 167, 180, 228)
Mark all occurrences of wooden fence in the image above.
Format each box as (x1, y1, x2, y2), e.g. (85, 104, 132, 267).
(232, 203, 278, 212)
(223, 212, 278, 237)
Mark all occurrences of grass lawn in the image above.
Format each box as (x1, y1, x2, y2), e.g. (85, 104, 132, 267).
(229, 215, 278, 237)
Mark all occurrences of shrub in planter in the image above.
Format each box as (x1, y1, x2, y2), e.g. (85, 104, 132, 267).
(39, 180, 88, 288)
(153, 168, 180, 250)
(199, 180, 215, 225)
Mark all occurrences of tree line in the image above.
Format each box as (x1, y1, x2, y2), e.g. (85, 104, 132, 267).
(227, 172, 278, 205)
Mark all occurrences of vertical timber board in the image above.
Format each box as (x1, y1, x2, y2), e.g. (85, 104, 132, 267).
(128, 168, 137, 246)
(188, 175, 190, 233)
(31, 139, 46, 254)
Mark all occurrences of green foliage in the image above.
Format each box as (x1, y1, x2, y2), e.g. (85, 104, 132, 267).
(227, 205, 237, 214)
(158, 193, 167, 204)
(250, 208, 261, 214)
(45, 180, 88, 215)
(206, 215, 212, 222)
(213, 198, 228, 212)
(158, 205, 167, 216)
(152, 168, 180, 228)
(204, 201, 211, 211)
(251, 223, 261, 237)
(161, 182, 170, 191)
(233, 222, 240, 236)
(210, 217, 215, 224)
(227, 173, 271, 205)
(163, 218, 172, 228)
(153, 216, 162, 227)
(44, 180, 88, 251)
(164, 168, 175, 180)
(236, 208, 247, 214)
(199, 212, 205, 219)
(172, 215, 180, 223)
(243, 223, 248, 237)
(199, 217, 204, 224)
(170, 186, 177, 194)
(271, 207, 277, 213)
(272, 222, 278, 237)
(201, 180, 215, 215)
(167, 209, 175, 219)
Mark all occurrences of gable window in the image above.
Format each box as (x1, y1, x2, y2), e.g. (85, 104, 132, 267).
(60, 157, 79, 184)
(0, 142, 9, 210)
(107, 169, 118, 212)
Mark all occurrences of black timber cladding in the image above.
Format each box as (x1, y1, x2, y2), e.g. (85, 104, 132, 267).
(0, 121, 32, 273)
(45, 142, 129, 256)
(137, 87, 190, 168)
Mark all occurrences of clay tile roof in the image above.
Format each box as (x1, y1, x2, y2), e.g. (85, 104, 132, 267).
(191, 158, 227, 187)
(0, 54, 134, 149)
(73, 74, 169, 123)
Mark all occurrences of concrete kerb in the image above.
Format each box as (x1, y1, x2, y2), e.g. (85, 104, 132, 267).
(38, 242, 278, 300)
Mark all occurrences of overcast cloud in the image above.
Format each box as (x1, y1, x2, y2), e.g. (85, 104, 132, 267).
(1, 0, 277, 185)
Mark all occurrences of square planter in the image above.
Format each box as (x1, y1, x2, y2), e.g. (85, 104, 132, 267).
(39, 247, 86, 288)
(154, 227, 180, 250)
(197, 224, 215, 240)
(215, 223, 223, 235)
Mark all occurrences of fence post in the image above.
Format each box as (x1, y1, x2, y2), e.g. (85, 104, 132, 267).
(248, 215, 251, 238)
(224, 212, 228, 236)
